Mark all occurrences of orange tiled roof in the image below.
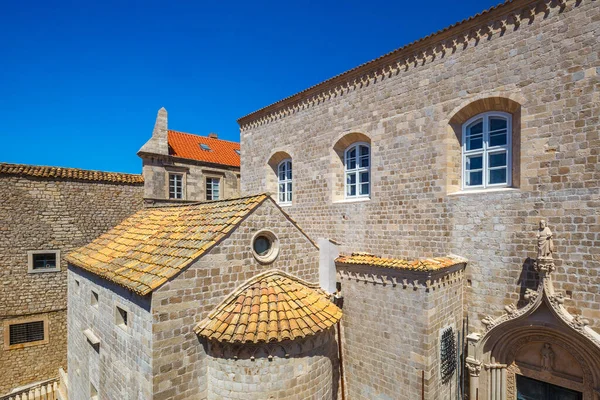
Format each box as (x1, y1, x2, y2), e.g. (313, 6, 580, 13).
(65, 194, 268, 295)
(195, 270, 342, 343)
(0, 162, 143, 184)
(168, 130, 240, 167)
(336, 252, 467, 272)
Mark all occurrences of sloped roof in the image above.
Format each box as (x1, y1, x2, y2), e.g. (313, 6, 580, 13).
(168, 130, 240, 167)
(65, 194, 268, 295)
(336, 252, 467, 272)
(195, 270, 342, 343)
(0, 162, 143, 184)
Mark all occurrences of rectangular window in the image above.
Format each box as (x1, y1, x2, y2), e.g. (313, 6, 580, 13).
(91, 290, 98, 308)
(27, 250, 60, 273)
(206, 177, 220, 201)
(115, 306, 128, 330)
(9, 321, 44, 346)
(168, 173, 184, 199)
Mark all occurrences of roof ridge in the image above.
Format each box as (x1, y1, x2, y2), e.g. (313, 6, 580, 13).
(0, 161, 141, 177)
(168, 129, 240, 145)
(147, 193, 269, 210)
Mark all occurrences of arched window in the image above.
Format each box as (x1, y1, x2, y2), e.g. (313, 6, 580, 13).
(277, 159, 292, 205)
(462, 112, 512, 189)
(344, 143, 370, 198)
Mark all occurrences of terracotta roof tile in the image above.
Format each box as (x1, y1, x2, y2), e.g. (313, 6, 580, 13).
(195, 270, 342, 343)
(65, 194, 268, 295)
(168, 130, 240, 167)
(335, 252, 467, 272)
(0, 162, 143, 184)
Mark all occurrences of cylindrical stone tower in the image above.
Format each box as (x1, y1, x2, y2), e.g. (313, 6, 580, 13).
(195, 269, 343, 400)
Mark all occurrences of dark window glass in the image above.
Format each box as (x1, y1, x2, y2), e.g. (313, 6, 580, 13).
(9, 321, 44, 345)
(253, 236, 271, 256)
(32, 253, 56, 269)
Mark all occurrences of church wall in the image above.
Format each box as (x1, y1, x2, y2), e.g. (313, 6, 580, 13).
(240, 0, 600, 337)
(336, 264, 464, 400)
(150, 199, 320, 400)
(66, 266, 153, 400)
(0, 174, 143, 394)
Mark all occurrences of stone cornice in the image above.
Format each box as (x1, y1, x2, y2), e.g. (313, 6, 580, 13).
(337, 261, 465, 291)
(238, 0, 572, 130)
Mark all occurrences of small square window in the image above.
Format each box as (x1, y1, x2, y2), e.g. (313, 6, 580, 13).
(27, 250, 60, 273)
(91, 290, 99, 308)
(74, 279, 80, 294)
(234, 149, 240, 155)
(200, 143, 211, 151)
(115, 306, 128, 331)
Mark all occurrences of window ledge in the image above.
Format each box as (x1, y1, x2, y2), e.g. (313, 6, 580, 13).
(333, 197, 371, 204)
(28, 268, 61, 274)
(448, 187, 519, 196)
(278, 203, 293, 208)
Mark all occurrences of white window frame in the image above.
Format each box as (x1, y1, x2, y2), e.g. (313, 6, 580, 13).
(344, 142, 371, 199)
(277, 159, 293, 206)
(27, 250, 60, 273)
(168, 173, 184, 200)
(461, 112, 512, 190)
(206, 177, 220, 201)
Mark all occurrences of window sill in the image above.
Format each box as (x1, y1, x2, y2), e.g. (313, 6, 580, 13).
(333, 197, 371, 204)
(28, 268, 61, 274)
(278, 203, 293, 208)
(448, 187, 519, 196)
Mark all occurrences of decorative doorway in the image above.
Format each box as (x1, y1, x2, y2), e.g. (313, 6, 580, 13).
(517, 375, 582, 400)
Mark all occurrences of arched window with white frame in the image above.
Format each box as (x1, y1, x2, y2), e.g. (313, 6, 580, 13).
(345, 143, 370, 198)
(277, 159, 292, 205)
(462, 112, 512, 189)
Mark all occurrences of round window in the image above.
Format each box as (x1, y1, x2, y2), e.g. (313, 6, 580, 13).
(251, 230, 279, 264)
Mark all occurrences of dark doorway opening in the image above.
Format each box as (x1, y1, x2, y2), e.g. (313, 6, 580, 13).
(517, 374, 582, 400)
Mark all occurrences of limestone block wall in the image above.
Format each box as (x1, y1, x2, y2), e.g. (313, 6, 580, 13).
(67, 267, 153, 400)
(205, 330, 338, 400)
(150, 200, 319, 400)
(239, 0, 600, 335)
(337, 264, 464, 400)
(142, 156, 240, 202)
(0, 175, 143, 394)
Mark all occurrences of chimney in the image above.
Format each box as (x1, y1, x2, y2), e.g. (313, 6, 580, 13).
(138, 107, 169, 156)
(208, 132, 218, 139)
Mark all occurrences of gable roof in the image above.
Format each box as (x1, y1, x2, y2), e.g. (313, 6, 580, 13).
(336, 252, 467, 272)
(195, 269, 342, 343)
(168, 130, 240, 168)
(65, 194, 268, 295)
(0, 162, 143, 184)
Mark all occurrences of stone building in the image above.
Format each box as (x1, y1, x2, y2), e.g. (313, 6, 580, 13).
(138, 108, 241, 204)
(0, 163, 144, 395)
(238, 0, 600, 398)
(65, 194, 331, 399)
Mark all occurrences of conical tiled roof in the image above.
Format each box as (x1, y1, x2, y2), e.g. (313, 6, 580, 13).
(195, 270, 342, 343)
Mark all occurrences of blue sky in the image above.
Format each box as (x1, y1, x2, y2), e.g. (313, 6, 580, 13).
(0, 0, 501, 173)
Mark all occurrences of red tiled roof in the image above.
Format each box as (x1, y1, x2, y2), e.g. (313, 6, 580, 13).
(0, 162, 143, 184)
(168, 130, 240, 168)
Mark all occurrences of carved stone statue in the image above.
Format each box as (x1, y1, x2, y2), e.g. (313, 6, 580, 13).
(537, 220, 554, 259)
(540, 343, 554, 371)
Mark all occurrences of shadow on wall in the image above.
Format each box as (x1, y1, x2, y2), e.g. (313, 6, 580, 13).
(517, 257, 539, 308)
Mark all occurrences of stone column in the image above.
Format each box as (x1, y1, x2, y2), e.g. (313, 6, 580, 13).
(466, 359, 482, 400)
(486, 363, 507, 400)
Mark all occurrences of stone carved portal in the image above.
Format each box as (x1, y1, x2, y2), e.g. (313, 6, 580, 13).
(466, 222, 600, 400)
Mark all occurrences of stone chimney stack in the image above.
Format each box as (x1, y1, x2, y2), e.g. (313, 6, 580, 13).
(137, 107, 169, 156)
(208, 132, 218, 139)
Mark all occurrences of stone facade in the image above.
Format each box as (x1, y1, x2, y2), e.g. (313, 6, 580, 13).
(239, 0, 599, 398)
(139, 108, 240, 204)
(337, 264, 464, 400)
(67, 199, 322, 400)
(205, 330, 339, 400)
(0, 171, 143, 395)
